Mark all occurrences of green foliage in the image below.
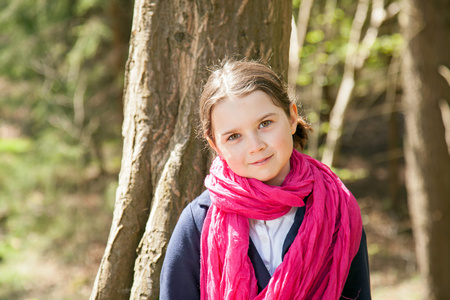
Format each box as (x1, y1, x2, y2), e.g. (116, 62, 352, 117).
(306, 29, 325, 44)
(367, 33, 403, 68)
(0, 0, 131, 297)
(0, 132, 119, 299)
(294, 0, 402, 142)
(331, 166, 369, 182)
(0, 138, 31, 153)
(0, 0, 126, 145)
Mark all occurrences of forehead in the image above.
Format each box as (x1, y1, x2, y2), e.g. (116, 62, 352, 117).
(210, 90, 285, 133)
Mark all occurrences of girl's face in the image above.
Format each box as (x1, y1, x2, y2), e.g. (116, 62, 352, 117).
(209, 90, 298, 186)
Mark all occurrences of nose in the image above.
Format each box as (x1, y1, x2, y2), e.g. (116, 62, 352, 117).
(247, 133, 266, 154)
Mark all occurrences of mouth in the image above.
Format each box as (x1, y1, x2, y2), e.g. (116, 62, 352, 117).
(250, 155, 273, 166)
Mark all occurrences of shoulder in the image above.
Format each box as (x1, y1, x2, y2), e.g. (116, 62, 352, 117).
(163, 190, 211, 250)
(193, 189, 211, 208)
(178, 189, 211, 234)
(160, 190, 211, 299)
(161, 189, 211, 272)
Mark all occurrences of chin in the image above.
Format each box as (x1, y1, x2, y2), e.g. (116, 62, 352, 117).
(262, 177, 280, 186)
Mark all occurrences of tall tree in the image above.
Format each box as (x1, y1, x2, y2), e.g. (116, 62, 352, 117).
(321, 0, 387, 166)
(90, 0, 292, 299)
(401, 0, 450, 299)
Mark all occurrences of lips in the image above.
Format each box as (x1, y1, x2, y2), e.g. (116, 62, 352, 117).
(250, 155, 273, 166)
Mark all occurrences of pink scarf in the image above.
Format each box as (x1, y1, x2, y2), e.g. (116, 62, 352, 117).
(200, 150, 362, 300)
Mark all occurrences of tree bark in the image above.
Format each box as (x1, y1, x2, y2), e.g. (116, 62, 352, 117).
(401, 0, 450, 299)
(90, 0, 292, 299)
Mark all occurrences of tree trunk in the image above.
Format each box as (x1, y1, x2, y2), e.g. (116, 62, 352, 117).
(401, 0, 450, 299)
(309, 0, 337, 159)
(288, 0, 314, 87)
(90, 0, 292, 299)
(386, 54, 403, 213)
(321, 0, 370, 166)
(321, 0, 386, 166)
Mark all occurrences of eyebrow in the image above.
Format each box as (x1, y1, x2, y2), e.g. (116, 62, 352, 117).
(219, 112, 279, 137)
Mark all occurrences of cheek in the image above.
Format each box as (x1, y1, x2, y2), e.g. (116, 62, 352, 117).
(218, 146, 247, 172)
(273, 131, 294, 152)
(221, 147, 245, 164)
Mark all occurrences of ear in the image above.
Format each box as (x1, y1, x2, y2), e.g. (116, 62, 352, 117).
(289, 103, 299, 135)
(207, 136, 219, 153)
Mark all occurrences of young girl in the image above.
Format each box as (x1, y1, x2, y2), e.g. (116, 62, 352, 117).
(160, 59, 371, 299)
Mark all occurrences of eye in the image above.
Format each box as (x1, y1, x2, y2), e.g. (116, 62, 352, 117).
(259, 120, 272, 128)
(227, 133, 241, 141)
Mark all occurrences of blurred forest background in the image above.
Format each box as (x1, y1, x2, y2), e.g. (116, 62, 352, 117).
(0, 0, 132, 298)
(0, 0, 447, 299)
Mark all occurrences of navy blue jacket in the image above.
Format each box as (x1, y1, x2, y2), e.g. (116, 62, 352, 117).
(160, 190, 371, 299)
